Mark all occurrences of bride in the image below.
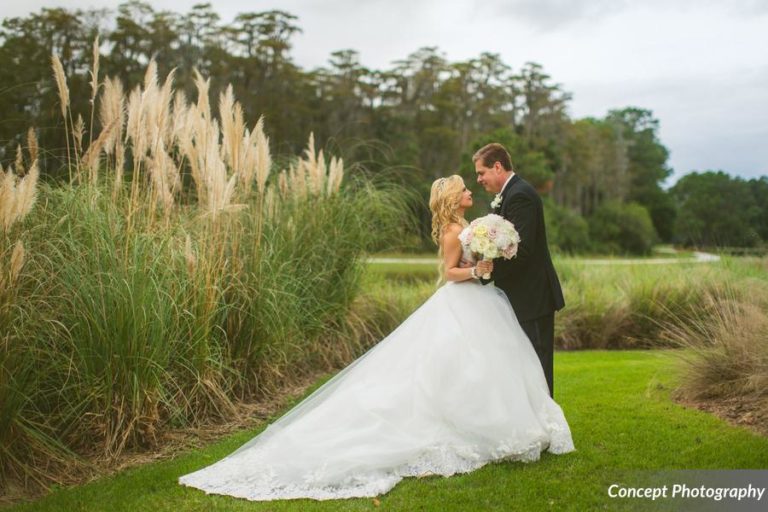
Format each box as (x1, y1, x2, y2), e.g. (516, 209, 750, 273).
(178, 174, 575, 501)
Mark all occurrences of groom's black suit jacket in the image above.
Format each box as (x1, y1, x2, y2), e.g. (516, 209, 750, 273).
(481, 174, 565, 322)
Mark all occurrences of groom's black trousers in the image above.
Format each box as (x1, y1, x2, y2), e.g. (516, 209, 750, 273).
(519, 313, 554, 398)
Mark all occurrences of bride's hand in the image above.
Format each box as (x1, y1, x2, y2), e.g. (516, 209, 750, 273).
(459, 258, 473, 268)
(476, 260, 493, 275)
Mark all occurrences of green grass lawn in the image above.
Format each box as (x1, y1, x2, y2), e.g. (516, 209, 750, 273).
(8, 350, 767, 512)
(370, 245, 698, 262)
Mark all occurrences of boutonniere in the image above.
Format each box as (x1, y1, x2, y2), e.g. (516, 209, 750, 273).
(490, 193, 502, 209)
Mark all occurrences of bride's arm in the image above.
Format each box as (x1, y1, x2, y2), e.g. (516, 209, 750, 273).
(440, 224, 491, 282)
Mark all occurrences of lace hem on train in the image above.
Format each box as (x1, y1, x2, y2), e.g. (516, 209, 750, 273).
(180, 427, 574, 501)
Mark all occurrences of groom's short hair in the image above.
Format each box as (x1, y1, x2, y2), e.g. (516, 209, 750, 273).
(473, 143, 514, 172)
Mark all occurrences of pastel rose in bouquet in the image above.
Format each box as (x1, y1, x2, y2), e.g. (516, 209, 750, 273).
(458, 214, 520, 278)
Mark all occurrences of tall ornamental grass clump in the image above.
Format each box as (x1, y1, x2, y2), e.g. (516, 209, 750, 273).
(662, 278, 768, 420)
(0, 135, 68, 489)
(0, 43, 406, 492)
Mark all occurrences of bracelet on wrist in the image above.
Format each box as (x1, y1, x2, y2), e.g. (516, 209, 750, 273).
(470, 266, 479, 279)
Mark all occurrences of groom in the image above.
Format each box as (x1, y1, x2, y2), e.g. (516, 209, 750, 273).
(472, 143, 565, 398)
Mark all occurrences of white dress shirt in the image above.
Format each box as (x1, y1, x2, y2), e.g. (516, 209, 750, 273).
(499, 172, 516, 195)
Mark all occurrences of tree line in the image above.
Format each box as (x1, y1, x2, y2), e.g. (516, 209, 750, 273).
(1, 1, 765, 252)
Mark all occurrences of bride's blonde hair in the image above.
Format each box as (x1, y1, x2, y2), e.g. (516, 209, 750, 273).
(429, 175, 468, 283)
(429, 175, 468, 244)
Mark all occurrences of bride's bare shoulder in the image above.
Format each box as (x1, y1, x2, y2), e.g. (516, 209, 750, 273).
(443, 222, 464, 238)
(440, 222, 464, 251)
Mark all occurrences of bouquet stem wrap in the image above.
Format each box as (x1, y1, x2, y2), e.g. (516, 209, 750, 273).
(481, 256, 492, 279)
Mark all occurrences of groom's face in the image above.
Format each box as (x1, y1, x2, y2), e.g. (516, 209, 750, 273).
(474, 160, 504, 194)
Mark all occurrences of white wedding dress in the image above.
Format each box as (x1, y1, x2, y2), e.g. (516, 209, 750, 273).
(179, 248, 575, 501)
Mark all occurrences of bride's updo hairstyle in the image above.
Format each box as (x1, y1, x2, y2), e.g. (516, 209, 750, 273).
(429, 175, 468, 247)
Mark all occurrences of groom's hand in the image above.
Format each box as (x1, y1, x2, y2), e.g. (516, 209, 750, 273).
(476, 260, 493, 276)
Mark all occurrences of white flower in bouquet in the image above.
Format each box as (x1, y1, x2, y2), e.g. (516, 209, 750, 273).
(458, 214, 520, 278)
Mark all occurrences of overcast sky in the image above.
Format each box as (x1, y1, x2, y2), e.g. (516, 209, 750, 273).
(4, 0, 768, 184)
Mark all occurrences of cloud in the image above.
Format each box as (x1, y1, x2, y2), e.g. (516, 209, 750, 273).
(729, 0, 768, 15)
(480, 0, 629, 30)
(479, 0, 768, 31)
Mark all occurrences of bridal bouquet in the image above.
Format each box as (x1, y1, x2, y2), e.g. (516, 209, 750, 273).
(458, 214, 520, 278)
